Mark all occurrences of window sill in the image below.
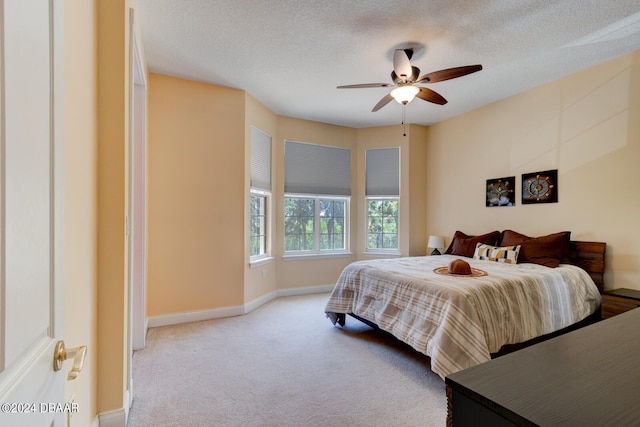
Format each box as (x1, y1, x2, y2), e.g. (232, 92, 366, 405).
(282, 252, 353, 261)
(363, 251, 402, 258)
(249, 256, 274, 268)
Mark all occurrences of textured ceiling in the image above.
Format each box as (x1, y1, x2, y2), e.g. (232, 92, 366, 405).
(137, 0, 640, 128)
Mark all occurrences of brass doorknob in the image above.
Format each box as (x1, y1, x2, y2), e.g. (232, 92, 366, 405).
(53, 341, 87, 380)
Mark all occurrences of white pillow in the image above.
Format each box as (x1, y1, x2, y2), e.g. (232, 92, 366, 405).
(473, 243, 521, 264)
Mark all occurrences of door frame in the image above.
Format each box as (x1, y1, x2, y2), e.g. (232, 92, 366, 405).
(126, 7, 148, 416)
(128, 7, 147, 354)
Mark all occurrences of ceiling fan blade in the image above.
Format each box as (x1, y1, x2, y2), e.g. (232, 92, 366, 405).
(393, 49, 413, 80)
(416, 64, 483, 84)
(372, 93, 395, 112)
(416, 87, 448, 105)
(337, 83, 393, 89)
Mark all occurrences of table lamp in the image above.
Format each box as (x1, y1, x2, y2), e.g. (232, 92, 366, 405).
(428, 235, 444, 255)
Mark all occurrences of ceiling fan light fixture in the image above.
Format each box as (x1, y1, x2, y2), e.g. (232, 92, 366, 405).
(390, 85, 420, 104)
(337, 47, 481, 112)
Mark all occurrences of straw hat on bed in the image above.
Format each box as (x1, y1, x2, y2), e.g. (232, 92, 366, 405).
(434, 259, 487, 277)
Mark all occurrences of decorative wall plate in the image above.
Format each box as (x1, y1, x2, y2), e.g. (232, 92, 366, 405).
(522, 169, 558, 204)
(486, 176, 515, 207)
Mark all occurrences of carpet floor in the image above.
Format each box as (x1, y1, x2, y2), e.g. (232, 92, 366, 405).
(128, 292, 447, 426)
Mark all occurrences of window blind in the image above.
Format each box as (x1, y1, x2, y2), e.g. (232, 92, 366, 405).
(250, 126, 271, 191)
(284, 140, 351, 196)
(366, 147, 400, 196)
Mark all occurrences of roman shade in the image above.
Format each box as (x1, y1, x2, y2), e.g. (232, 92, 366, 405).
(250, 126, 271, 191)
(366, 147, 399, 196)
(284, 140, 351, 196)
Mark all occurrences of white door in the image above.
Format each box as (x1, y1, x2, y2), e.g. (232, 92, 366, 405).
(0, 1, 71, 426)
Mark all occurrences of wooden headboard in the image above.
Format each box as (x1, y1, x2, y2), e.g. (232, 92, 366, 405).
(569, 241, 606, 293)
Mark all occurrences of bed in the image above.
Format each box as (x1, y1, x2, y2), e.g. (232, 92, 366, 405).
(324, 230, 606, 380)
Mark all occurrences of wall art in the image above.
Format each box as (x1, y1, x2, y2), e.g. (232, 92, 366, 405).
(522, 169, 558, 204)
(486, 176, 515, 207)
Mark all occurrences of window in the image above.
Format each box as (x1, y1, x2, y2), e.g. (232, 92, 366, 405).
(319, 199, 347, 250)
(367, 198, 399, 250)
(250, 191, 268, 257)
(366, 147, 400, 252)
(284, 196, 348, 253)
(284, 197, 314, 251)
(250, 127, 271, 261)
(284, 140, 351, 256)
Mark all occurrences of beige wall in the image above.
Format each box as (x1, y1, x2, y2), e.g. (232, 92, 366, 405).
(96, 0, 143, 416)
(274, 116, 359, 290)
(64, 0, 98, 425)
(65, 0, 142, 422)
(427, 51, 640, 290)
(272, 120, 428, 290)
(356, 125, 428, 258)
(146, 51, 639, 320)
(147, 81, 429, 310)
(408, 125, 428, 256)
(97, 0, 126, 413)
(149, 77, 364, 310)
(147, 74, 246, 314)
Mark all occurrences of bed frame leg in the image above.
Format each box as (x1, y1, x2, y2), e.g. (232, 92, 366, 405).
(326, 312, 346, 327)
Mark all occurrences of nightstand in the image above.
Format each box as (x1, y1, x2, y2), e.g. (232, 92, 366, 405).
(601, 288, 640, 319)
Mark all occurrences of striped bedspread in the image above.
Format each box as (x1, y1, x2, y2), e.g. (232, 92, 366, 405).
(324, 255, 601, 379)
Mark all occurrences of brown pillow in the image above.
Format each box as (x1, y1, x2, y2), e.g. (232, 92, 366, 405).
(444, 230, 501, 258)
(500, 230, 571, 268)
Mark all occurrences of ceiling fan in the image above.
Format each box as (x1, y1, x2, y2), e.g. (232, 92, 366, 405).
(337, 48, 482, 112)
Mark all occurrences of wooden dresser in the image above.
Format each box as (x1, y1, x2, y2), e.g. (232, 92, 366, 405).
(601, 288, 640, 319)
(445, 307, 640, 426)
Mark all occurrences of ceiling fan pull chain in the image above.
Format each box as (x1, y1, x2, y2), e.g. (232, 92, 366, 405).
(402, 104, 406, 137)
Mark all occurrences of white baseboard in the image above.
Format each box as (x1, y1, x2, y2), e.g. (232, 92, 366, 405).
(147, 304, 244, 328)
(97, 407, 126, 427)
(146, 285, 334, 328)
(124, 388, 131, 425)
(96, 389, 130, 427)
(244, 290, 278, 314)
(276, 284, 334, 297)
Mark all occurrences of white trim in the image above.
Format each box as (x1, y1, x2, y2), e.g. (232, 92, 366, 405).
(244, 290, 277, 313)
(283, 252, 352, 261)
(98, 407, 126, 427)
(146, 286, 335, 328)
(128, 7, 148, 355)
(249, 256, 274, 268)
(244, 285, 335, 313)
(249, 190, 271, 259)
(363, 251, 402, 258)
(284, 195, 351, 254)
(365, 196, 401, 253)
(124, 388, 131, 425)
(276, 284, 334, 297)
(147, 305, 244, 328)
(95, 386, 130, 426)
